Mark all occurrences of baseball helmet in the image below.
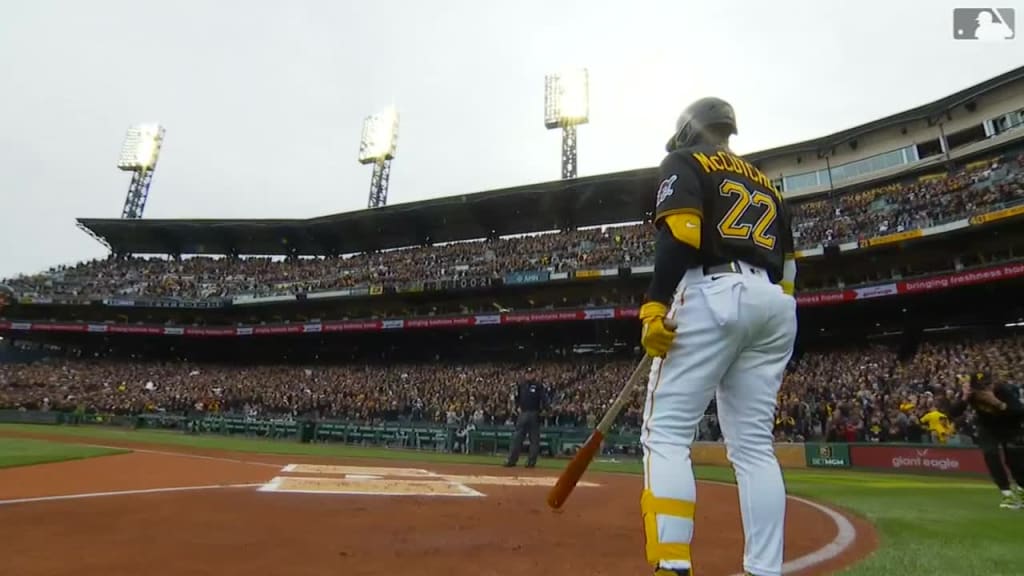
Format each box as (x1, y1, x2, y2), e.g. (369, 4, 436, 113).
(969, 370, 991, 390)
(666, 97, 738, 152)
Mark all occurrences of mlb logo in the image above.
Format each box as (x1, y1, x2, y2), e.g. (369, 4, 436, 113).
(953, 8, 1016, 40)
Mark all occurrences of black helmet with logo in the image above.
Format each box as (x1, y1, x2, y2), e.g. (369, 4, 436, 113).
(969, 370, 992, 390)
(666, 97, 738, 152)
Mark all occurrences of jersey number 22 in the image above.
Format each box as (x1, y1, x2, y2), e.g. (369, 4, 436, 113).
(716, 179, 777, 249)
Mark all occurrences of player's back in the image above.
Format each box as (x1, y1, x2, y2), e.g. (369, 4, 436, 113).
(666, 144, 792, 282)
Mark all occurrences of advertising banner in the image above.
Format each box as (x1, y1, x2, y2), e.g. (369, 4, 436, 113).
(132, 298, 227, 309)
(804, 443, 851, 468)
(969, 204, 1024, 226)
(899, 262, 1024, 293)
(102, 298, 136, 307)
(857, 229, 922, 248)
(849, 444, 987, 475)
(796, 261, 1024, 306)
(504, 270, 551, 285)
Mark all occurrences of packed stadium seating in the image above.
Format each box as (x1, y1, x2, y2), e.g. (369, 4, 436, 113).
(4, 153, 1023, 302)
(3, 336, 1020, 445)
(3, 145, 1023, 450)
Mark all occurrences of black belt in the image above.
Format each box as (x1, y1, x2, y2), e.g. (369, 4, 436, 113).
(703, 261, 743, 276)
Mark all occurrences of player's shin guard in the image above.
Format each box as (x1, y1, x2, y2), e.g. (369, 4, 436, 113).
(641, 489, 695, 570)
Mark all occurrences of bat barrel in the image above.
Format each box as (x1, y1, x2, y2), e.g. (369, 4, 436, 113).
(545, 354, 652, 510)
(546, 429, 605, 509)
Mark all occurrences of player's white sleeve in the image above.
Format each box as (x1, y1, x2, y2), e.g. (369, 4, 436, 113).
(780, 257, 796, 295)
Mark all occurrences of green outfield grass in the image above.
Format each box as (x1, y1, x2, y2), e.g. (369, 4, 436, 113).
(0, 423, 1020, 575)
(0, 436, 127, 468)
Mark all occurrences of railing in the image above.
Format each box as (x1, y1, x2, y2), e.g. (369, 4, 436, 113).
(0, 410, 642, 458)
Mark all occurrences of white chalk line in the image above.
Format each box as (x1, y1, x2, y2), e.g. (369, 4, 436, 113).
(83, 443, 282, 468)
(57, 444, 863, 573)
(696, 480, 858, 576)
(258, 474, 487, 497)
(777, 493, 858, 575)
(259, 485, 486, 498)
(259, 470, 487, 498)
(0, 483, 263, 506)
(573, 467, 863, 575)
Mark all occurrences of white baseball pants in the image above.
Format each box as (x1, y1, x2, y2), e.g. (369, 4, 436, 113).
(640, 262, 797, 576)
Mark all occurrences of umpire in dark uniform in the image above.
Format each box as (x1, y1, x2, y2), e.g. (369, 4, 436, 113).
(504, 367, 547, 468)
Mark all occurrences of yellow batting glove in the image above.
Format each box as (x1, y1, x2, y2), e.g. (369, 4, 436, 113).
(639, 301, 676, 358)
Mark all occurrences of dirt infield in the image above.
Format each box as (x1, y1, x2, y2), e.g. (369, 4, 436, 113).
(0, 437, 877, 576)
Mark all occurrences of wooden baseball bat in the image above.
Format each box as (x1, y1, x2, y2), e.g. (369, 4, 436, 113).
(546, 353, 655, 509)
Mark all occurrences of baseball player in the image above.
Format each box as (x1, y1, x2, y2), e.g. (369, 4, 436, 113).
(638, 97, 798, 576)
(947, 371, 1024, 508)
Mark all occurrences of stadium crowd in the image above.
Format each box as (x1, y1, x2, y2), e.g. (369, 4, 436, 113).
(2, 336, 1021, 445)
(5, 153, 1023, 303)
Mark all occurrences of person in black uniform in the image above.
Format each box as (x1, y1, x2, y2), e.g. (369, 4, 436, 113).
(504, 367, 547, 468)
(947, 370, 1024, 508)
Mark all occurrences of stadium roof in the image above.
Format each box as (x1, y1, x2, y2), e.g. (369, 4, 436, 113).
(78, 65, 1024, 256)
(78, 168, 657, 256)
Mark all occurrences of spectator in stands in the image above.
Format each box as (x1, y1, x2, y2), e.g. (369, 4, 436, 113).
(2, 335, 1021, 449)
(4, 153, 1022, 303)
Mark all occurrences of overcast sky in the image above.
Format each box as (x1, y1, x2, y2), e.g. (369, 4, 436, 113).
(1, 0, 1021, 279)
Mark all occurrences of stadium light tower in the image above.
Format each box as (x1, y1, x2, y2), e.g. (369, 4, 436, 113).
(544, 68, 589, 180)
(358, 107, 400, 209)
(117, 123, 165, 219)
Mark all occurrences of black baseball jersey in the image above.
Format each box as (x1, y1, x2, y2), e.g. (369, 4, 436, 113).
(654, 144, 794, 283)
(948, 384, 1024, 439)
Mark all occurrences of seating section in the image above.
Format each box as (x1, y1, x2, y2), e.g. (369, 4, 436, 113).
(3, 336, 1020, 443)
(5, 153, 1022, 302)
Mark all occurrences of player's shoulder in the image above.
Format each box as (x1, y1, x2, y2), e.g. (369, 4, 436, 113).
(659, 147, 706, 178)
(660, 144, 735, 174)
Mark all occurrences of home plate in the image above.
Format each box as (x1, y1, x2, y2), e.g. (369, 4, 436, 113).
(259, 476, 483, 497)
(281, 464, 437, 477)
(441, 475, 600, 487)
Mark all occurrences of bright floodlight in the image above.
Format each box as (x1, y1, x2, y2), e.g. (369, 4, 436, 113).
(117, 123, 164, 171)
(544, 69, 589, 129)
(358, 107, 400, 164)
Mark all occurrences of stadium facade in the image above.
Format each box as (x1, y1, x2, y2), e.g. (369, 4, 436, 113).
(1, 66, 1023, 360)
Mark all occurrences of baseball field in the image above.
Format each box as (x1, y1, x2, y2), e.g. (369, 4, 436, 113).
(0, 423, 1018, 575)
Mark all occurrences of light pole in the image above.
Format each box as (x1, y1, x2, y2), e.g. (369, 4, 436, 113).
(117, 123, 165, 219)
(358, 107, 400, 208)
(544, 69, 589, 180)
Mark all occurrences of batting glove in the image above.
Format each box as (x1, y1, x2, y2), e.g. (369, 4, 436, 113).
(640, 301, 676, 358)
